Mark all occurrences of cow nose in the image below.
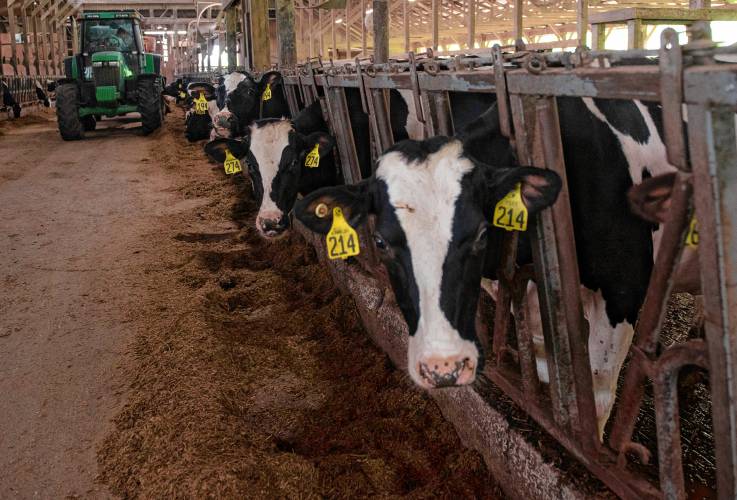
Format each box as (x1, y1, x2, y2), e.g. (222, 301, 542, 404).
(257, 217, 287, 237)
(417, 356, 475, 388)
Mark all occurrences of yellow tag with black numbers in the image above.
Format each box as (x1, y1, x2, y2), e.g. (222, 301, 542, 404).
(685, 216, 699, 247)
(223, 149, 243, 175)
(178, 90, 186, 99)
(194, 92, 208, 115)
(305, 144, 320, 168)
(493, 182, 528, 232)
(326, 207, 360, 260)
(262, 83, 272, 101)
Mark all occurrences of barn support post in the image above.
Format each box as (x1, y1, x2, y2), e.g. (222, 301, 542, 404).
(345, 1, 350, 59)
(250, 0, 271, 70)
(467, 0, 476, 49)
(240, 0, 251, 69)
(514, 0, 523, 44)
(31, 13, 41, 75)
(373, 0, 389, 63)
(590, 23, 605, 49)
(361, 0, 367, 55)
(331, 10, 337, 59)
(627, 18, 644, 49)
(276, 0, 297, 67)
(8, 3, 19, 75)
(21, 8, 32, 75)
(577, 0, 588, 46)
(225, 8, 238, 71)
(46, 17, 58, 75)
(687, 103, 737, 500)
(431, 0, 439, 51)
(403, 0, 410, 53)
(71, 16, 78, 55)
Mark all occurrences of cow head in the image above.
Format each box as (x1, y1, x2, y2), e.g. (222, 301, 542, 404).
(226, 74, 260, 133)
(205, 119, 336, 238)
(627, 172, 677, 224)
(294, 138, 560, 389)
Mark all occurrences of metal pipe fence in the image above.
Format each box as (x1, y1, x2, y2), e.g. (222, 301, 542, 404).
(1, 75, 63, 110)
(280, 33, 737, 500)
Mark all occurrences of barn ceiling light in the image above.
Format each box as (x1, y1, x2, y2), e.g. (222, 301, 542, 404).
(335, 18, 343, 23)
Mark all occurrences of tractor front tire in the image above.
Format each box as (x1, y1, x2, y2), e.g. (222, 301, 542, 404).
(138, 78, 162, 135)
(56, 83, 84, 141)
(81, 115, 97, 131)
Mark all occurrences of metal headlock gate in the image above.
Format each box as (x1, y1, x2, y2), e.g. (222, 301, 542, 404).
(1, 75, 63, 110)
(279, 29, 737, 500)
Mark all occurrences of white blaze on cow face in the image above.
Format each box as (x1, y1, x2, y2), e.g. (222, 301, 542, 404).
(223, 72, 248, 94)
(376, 141, 479, 388)
(249, 120, 293, 237)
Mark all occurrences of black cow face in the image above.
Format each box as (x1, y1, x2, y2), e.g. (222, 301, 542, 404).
(295, 138, 560, 389)
(204, 120, 336, 238)
(226, 77, 260, 133)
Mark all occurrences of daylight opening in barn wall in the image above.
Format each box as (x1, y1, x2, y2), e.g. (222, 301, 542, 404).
(2, 0, 737, 498)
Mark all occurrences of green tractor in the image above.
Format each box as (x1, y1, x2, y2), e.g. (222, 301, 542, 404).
(57, 11, 164, 140)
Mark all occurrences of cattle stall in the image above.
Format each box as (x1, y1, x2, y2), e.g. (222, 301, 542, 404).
(1, 75, 60, 116)
(262, 32, 737, 499)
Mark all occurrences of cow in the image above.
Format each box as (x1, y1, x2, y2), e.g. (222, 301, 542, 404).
(225, 71, 291, 136)
(1, 80, 22, 118)
(295, 95, 686, 438)
(627, 172, 701, 295)
(184, 82, 218, 142)
(210, 72, 251, 140)
(204, 100, 338, 237)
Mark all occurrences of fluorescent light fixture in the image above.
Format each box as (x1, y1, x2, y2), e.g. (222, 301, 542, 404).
(335, 18, 343, 23)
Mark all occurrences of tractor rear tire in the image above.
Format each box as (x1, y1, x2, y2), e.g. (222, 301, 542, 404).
(138, 78, 162, 135)
(81, 115, 97, 131)
(56, 83, 84, 141)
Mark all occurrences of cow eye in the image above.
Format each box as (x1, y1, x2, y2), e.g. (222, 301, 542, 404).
(471, 225, 488, 254)
(373, 233, 388, 250)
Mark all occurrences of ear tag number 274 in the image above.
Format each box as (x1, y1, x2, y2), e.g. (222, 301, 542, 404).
(223, 149, 243, 175)
(493, 183, 528, 232)
(326, 207, 360, 260)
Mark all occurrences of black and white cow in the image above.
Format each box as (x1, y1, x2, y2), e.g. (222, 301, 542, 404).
(1, 80, 22, 118)
(184, 82, 218, 142)
(205, 100, 337, 237)
(296, 95, 686, 437)
(223, 71, 291, 137)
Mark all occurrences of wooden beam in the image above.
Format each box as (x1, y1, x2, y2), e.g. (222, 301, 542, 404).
(276, 0, 297, 66)
(467, 0, 476, 49)
(32, 12, 42, 75)
(374, 0, 389, 62)
(627, 18, 644, 49)
(403, 0, 410, 53)
(8, 2, 19, 74)
(250, 0, 271, 70)
(345, 0, 350, 59)
(331, 9, 337, 58)
(21, 7, 32, 74)
(577, 0, 588, 45)
(514, 0, 523, 42)
(361, 0, 367, 55)
(432, 0, 439, 51)
(226, 7, 238, 70)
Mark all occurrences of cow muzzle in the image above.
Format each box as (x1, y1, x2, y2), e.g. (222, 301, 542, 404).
(416, 355, 476, 388)
(257, 216, 289, 238)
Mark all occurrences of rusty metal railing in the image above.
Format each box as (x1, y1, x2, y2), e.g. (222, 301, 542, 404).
(280, 35, 737, 499)
(1, 75, 62, 111)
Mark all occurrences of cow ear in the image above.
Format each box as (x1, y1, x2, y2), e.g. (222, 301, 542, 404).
(260, 71, 282, 90)
(294, 181, 373, 234)
(627, 172, 676, 224)
(486, 166, 562, 215)
(302, 131, 335, 156)
(204, 138, 250, 163)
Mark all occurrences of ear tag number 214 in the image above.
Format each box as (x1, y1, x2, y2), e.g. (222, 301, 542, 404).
(223, 149, 243, 175)
(326, 207, 360, 260)
(262, 83, 272, 101)
(493, 182, 528, 232)
(194, 92, 208, 115)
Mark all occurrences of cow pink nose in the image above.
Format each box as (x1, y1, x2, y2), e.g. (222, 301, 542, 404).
(417, 356, 475, 388)
(257, 217, 287, 237)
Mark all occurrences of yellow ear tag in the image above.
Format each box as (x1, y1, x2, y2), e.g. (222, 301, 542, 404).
(326, 207, 360, 260)
(685, 216, 699, 247)
(223, 149, 243, 175)
(178, 90, 186, 99)
(493, 182, 528, 232)
(262, 83, 272, 101)
(305, 143, 320, 168)
(194, 92, 208, 115)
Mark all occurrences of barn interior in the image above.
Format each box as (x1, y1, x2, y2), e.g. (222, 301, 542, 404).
(2, 0, 737, 499)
